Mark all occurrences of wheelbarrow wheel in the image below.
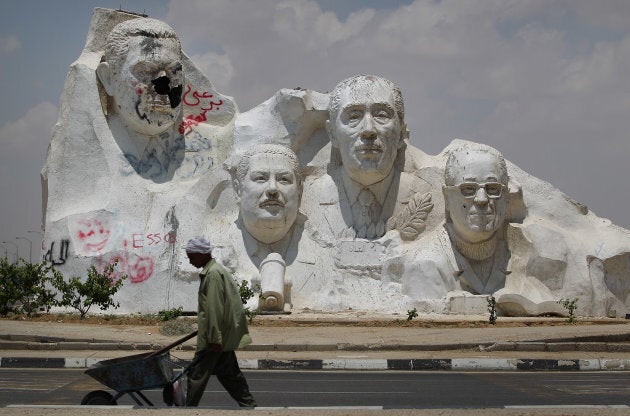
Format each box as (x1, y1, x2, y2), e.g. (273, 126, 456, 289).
(81, 390, 117, 405)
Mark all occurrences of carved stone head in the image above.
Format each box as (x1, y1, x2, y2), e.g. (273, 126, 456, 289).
(96, 18, 184, 136)
(327, 75, 406, 187)
(443, 144, 508, 244)
(233, 144, 301, 244)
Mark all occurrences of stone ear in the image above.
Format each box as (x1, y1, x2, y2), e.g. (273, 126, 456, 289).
(442, 185, 451, 221)
(233, 178, 241, 202)
(399, 122, 408, 148)
(326, 119, 338, 148)
(96, 62, 115, 96)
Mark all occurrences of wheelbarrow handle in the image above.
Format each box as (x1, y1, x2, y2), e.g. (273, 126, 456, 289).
(147, 330, 198, 358)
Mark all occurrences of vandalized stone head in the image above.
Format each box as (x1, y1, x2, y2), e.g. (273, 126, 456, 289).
(233, 144, 301, 244)
(327, 75, 406, 187)
(97, 18, 184, 136)
(443, 144, 508, 244)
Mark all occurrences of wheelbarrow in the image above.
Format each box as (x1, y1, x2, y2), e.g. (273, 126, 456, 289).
(81, 331, 198, 406)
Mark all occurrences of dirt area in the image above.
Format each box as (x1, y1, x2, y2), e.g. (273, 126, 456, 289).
(1, 312, 625, 328)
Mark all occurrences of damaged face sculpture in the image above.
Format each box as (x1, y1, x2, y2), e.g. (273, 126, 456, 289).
(327, 75, 405, 187)
(443, 147, 508, 244)
(97, 18, 184, 137)
(234, 144, 301, 244)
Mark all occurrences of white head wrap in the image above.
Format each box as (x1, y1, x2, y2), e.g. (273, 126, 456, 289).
(185, 236, 213, 254)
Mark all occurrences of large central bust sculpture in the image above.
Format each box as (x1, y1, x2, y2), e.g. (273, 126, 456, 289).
(303, 75, 435, 242)
(42, 9, 630, 318)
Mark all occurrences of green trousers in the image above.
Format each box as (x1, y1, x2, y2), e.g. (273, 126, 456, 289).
(185, 350, 257, 407)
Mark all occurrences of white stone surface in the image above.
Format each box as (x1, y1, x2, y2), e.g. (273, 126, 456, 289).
(42, 8, 236, 313)
(42, 10, 630, 317)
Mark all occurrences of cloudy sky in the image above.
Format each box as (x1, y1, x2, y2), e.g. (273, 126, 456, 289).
(1, 0, 629, 261)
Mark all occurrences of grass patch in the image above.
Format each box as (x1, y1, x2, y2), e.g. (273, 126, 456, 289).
(159, 318, 196, 336)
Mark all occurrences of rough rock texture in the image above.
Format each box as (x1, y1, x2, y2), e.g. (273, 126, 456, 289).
(42, 9, 630, 317)
(42, 8, 236, 312)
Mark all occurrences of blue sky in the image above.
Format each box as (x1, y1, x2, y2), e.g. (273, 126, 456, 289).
(1, 0, 630, 260)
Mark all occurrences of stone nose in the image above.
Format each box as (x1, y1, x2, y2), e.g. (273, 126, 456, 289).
(360, 114, 377, 140)
(266, 177, 280, 195)
(473, 187, 489, 206)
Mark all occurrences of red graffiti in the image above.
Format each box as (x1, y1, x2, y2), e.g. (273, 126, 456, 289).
(131, 232, 176, 249)
(76, 219, 110, 253)
(179, 114, 206, 134)
(96, 240, 155, 284)
(129, 256, 154, 284)
(178, 84, 224, 134)
(182, 85, 222, 108)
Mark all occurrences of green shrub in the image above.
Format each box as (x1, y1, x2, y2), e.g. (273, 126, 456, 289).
(0, 258, 57, 316)
(158, 306, 183, 321)
(406, 308, 418, 321)
(237, 279, 257, 323)
(487, 296, 497, 325)
(558, 298, 578, 324)
(51, 261, 127, 319)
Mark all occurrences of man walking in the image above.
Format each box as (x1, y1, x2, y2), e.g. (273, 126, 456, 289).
(185, 236, 257, 407)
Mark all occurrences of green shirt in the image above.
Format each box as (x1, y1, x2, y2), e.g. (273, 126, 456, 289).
(196, 259, 252, 352)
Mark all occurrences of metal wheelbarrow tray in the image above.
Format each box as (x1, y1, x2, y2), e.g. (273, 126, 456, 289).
(82, 331, 197, 406)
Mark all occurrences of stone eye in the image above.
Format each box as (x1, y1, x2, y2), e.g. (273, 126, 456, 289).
(344, 110, 363, 126)
(252, 173, 267, 182)
(460, 184, 478, 197)
(132, 62, 157, 79)
(485, 183, 503, 197)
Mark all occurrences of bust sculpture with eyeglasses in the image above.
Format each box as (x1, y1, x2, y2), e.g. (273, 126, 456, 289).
(443, 145, 509, 248)
(392, 141, 567, 316)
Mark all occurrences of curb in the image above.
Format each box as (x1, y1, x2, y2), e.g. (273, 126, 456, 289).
(2, 356, 630, 371)
(2, 338, 630, 353)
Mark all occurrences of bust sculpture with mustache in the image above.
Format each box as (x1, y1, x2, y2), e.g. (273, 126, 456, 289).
(233, 144, 301, 245)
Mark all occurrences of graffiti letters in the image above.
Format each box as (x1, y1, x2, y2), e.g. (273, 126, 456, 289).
(132, 232, 177, 249)
(44, 239, 70, 265)
(178, 85, 224, 134)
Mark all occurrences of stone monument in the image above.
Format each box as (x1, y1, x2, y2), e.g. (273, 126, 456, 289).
(303, 75, 436, 241)
(226, 143, 302, 313)
(42, 8, 236, 311)
(392, 143, 564, 315)
(42, 8, 630, 317)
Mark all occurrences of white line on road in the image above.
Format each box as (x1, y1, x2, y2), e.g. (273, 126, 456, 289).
(5, 405, 384, 410)
(506, 405, 630, 409)
(6, 405, 135, 409)
(256, 406, 384, 410)
(211, 390, 415, 394)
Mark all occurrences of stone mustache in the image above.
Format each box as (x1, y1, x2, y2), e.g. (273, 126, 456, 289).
(42, 8, 630, 318)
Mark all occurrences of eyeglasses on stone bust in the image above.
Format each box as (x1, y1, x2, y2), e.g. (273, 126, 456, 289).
(445, 182, 505, 199)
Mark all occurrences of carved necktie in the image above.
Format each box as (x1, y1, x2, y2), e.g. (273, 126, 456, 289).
(354, 188, 381, 239)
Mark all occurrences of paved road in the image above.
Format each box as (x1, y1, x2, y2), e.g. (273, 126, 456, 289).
(1, 369, 630, 409)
